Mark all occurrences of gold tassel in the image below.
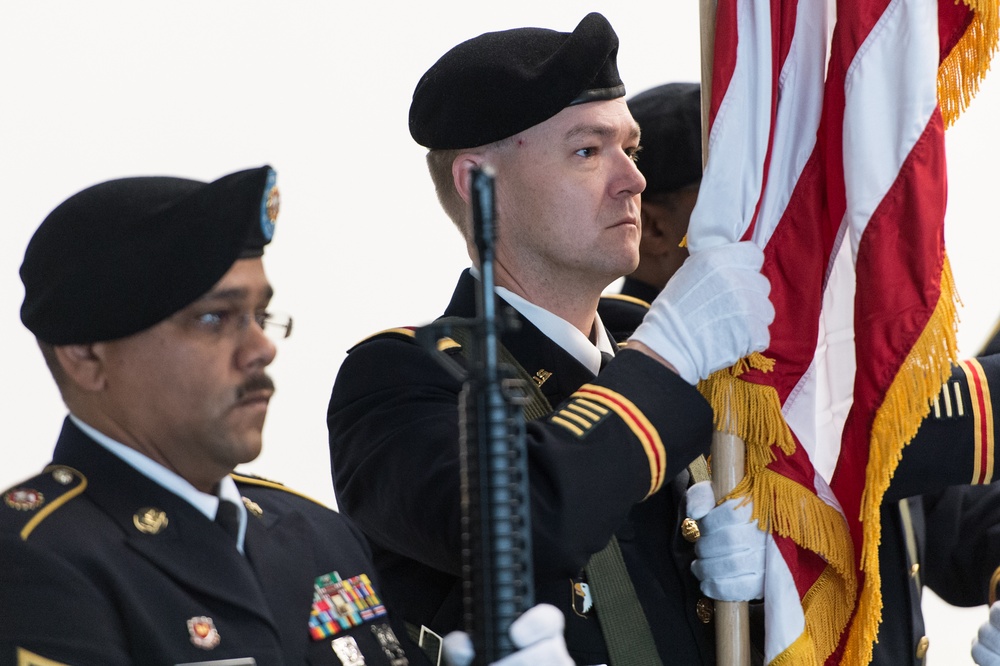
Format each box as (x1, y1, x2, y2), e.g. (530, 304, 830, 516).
(698, 352, 793, 461)
(939, 0, 1000, 127)
(698, 354, 857, 663)
(840, 258, 960, 666)
(769, 631, 820, 666)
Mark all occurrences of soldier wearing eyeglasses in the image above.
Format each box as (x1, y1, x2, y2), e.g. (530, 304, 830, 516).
(1, 166, 573, 666)
(0, 166, 432, 666)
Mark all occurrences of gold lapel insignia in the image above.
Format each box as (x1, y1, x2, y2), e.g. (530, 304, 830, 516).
(242, 496, 263, 518)
(133, 507, 168, 534)
(533, 369, 553, 387)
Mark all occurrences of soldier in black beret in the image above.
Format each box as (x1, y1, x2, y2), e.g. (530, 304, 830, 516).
(4, 167, 431, 665)
(330, 14, 776, 666)
(4, 166, 572, 666)
(600, 82, 702, 341)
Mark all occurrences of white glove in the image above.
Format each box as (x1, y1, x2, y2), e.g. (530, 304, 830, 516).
(442, 603, 573, 666)
(629, 241, 774, 384)
(686, 480, 766, 601)
(973, 602, 1000, 665)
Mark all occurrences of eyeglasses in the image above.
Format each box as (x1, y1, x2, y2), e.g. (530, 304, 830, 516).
(186, 309, 294, 341)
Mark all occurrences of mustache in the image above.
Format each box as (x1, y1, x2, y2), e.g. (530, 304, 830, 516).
(236, 374, 275, 400)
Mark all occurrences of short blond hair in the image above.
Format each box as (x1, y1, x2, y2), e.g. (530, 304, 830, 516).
(425, 137, 516, 241)
(426, 148, 469, 239)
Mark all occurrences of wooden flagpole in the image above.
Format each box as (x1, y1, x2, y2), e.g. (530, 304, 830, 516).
(699, 1, 751, 664)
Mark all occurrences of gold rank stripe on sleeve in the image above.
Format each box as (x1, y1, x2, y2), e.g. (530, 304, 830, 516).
(550, 398, 610, 435)
(559, 384, 666, 497)
(958, 359, 995, 484)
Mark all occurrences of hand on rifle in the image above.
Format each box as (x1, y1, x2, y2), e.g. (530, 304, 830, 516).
(973, 601, 1000, 665)
(629, 241, 774, 384)
(686, 480, 766, 601)
(441, 603, 573, 666)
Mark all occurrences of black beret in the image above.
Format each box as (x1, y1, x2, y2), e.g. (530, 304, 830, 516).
(409, 12, 625, 150)
(628, 82, 703, 195)
(20, 165, 280, 345)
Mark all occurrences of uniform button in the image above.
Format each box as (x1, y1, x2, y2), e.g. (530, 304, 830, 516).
(915, 635, 929, 659)
(696, 598, 714, 624)
(51, 467, 74, 485)
(681, 517, 701, 543)
(910, 563, 920, 577)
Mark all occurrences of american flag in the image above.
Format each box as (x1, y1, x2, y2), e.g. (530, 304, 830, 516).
(689, 0, 997, 662)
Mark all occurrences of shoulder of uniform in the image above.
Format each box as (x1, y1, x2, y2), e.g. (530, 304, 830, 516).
(1, 465, 87, 540)
(230, 471, 332, 510)
(600, 293, 651, 310)
(347, 326, 461, 353)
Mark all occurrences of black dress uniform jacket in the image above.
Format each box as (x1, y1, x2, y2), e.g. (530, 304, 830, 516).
(872, 355, 1000, 665)
(327, 270, 717, 665)
(0, 418, 427, 666)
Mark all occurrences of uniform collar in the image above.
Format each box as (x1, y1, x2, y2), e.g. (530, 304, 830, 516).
(467, 267, 615, 375)
(68, 413, 248, 553)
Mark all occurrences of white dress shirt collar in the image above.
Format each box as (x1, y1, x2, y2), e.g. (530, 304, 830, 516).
(69, 414, 248, 553)
(467, 267, 614, 375)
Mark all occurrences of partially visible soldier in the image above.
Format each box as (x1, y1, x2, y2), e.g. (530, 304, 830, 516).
(599, 82, 700, 343)
(0, 166, 571, 666)
(608, 81, 1000, 666)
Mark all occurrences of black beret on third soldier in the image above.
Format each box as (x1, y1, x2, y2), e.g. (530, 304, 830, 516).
(409, 12, 626, 149)
(20, 165, 279, 345)
(627, 82, 702, 195)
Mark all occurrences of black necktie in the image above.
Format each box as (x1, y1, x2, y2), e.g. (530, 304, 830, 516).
(600, 351, 614, 371)
(215, 500, 240, 543)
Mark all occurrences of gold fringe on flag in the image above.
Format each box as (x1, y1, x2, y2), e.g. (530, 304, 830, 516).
(698, 354, 858, 664)
(841, 257, 960, 666)
(769, 630, 818, 666)
(698, 352, 794, 468)
(938, 0, 1000, 127)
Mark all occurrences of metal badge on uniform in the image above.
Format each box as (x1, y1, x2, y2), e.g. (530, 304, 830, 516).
(371, 624, 409, 666)
(331, 636, 366, 665)
(133, 507, 169, 534)
(4, 487, 44, 511)
(533, 368, 553, 388)
(571, 575, 594, 617)
(241, 496, 263, 518)
(259, 169, 279, 241)
(187, 616, 221, 650)
(50, 466, 75, 485)
(309, 571, 387, 640)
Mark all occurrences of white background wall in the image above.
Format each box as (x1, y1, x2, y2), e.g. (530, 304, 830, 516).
(1, 2, 995, 662)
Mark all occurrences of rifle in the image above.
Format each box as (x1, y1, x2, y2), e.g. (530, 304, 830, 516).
(417, 166, 535, 664)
